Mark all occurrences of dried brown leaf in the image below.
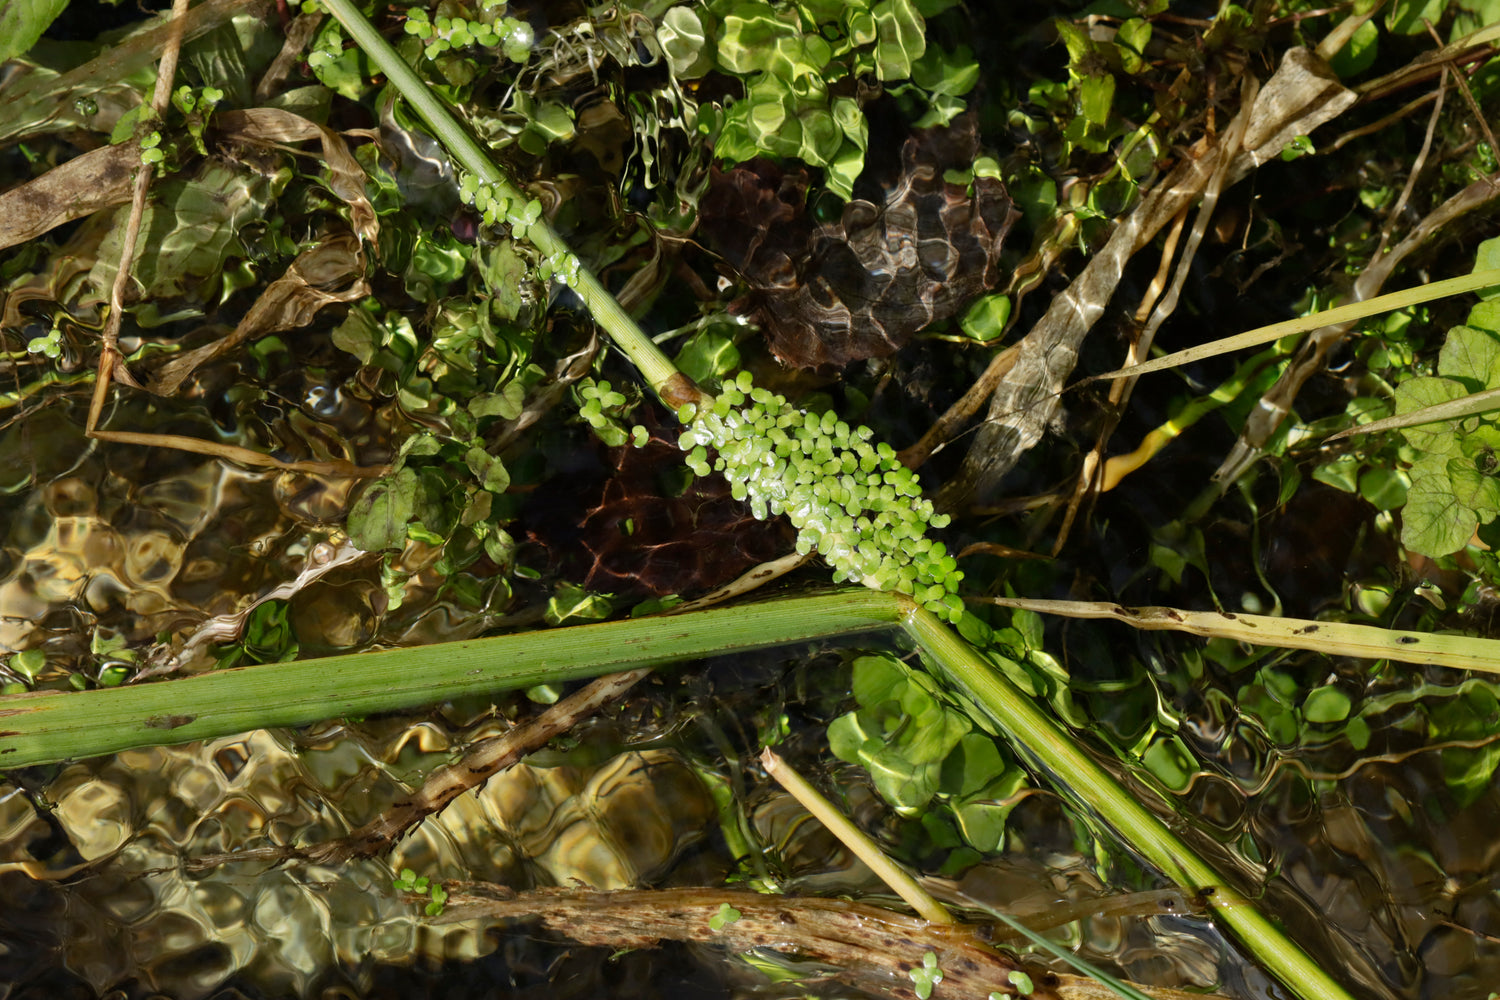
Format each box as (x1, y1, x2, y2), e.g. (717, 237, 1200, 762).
(217, 106, 378, 245)
(0, 142, 139, 252)
(145, 231, 369, 395)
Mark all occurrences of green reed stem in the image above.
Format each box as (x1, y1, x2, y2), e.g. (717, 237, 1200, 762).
(901, 602, 1358, 1000)
(0, 590, 899, 768)
(319, 0, 684, 399)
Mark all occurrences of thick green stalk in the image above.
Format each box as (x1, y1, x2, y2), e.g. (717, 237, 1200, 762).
(0, 591, 899, 768)
(319, 0, 685, 400)
(901, 601, 1358, 1000)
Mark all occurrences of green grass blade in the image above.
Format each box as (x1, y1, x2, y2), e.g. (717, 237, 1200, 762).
(984, 596, 1500, 675)
(1092, 267, 1500, 382)
(317, 0, 685, 400)
(0, 590, 900, 768)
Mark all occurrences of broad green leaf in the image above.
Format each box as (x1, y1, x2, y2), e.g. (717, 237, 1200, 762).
(960, 294, 1011, 341)
(1400, 479, 1477, 557)
(89, 161, 270, 325)
(674, 327, 741, 383)
(331, 306, 383, 363)
(1437, 325, 1500, 390)
(871, 0, 924, 80)
(347, 468, 419, 551)
(1328, 17, 1378, 77)
(1394, 376, 1466, 457)
(716, 2, 800, 76)
(0, 0, 69, 65)
(1115, 18, 1152, 74)
(477, 241, 531, 321)
(1077, 72, 1116, 128)
(1357, 467, 1408, 510)
(659, 5, 714, 78)
(1478, 236, 1500, 300)
(468, 381, 525, 420)
(1386, 0, 1445, 34)
(1141, 735, 1197, 792)
(465, 446, 511, 493)
(910, 42, 978, 97)
(1302, 686, 1352, 723)
(1447, 455, 1500, 519)
(939, 732, 1007, 797)
(544, 583, 613, 625)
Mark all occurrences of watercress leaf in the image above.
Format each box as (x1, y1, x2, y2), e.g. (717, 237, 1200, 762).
(1395, 376, 1466, 456)
(871, 0, 925, 80)
(1401, 479, 1477, 557)
(1115, 18, 1152, 74)
(1328, 16, 1377, 78)
(347, 468, 418, 551)
(716, 3, 799, 75)
(1386, 0, 1445, 35)
(469, 380, 525, 420)
(1302, 685, 1352, 724)
(545, 582, 613, 624)
(674, 327, 741, 383)
(1077, 71, 1116, 127)
(1437, 325, 1500, 390)
(910, 42, 978, 96)
(330, 307, 384, 363)
(1448, 455, 1500, 519)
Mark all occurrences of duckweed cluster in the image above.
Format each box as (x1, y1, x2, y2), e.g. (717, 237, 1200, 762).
(673, 371, 964, 622)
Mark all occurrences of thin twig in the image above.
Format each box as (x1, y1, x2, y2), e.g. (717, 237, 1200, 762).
(87, 0, 193, 435)
(760, 747, 954, 925)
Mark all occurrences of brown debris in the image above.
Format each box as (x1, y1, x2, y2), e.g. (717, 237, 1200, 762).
(0, 142, 140, 253)
(700, 117, 1017, 370)
(435, 883, 1228, 1000)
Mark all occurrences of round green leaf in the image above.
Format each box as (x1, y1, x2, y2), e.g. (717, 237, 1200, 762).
(1302, 686, 1352, 724)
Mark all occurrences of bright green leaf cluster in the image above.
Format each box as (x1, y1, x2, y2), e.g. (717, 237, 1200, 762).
(662, 0, 967, 198)
(677, 371, 963, 621)
(403, 5, 533, 63)
(26, 326, 62, 359)
(457, 173, 547, 235)
(535, 250, 582, 288)
(909, 951, 943, 1000)
(393, 867, 449, 917)
(577, 378, 632, 447)
(828, 652, 1027, 847)
(708, 902, 741, 930)
(1391, 239, 1500, 556)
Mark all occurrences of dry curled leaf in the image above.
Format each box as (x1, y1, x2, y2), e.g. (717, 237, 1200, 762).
(144, 231, 369, 395)
(217, 106, 378, 245)
(0, 141, 140, 252)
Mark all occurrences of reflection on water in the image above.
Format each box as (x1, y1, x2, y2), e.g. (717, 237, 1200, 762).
(2, 372, 1498, 999)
